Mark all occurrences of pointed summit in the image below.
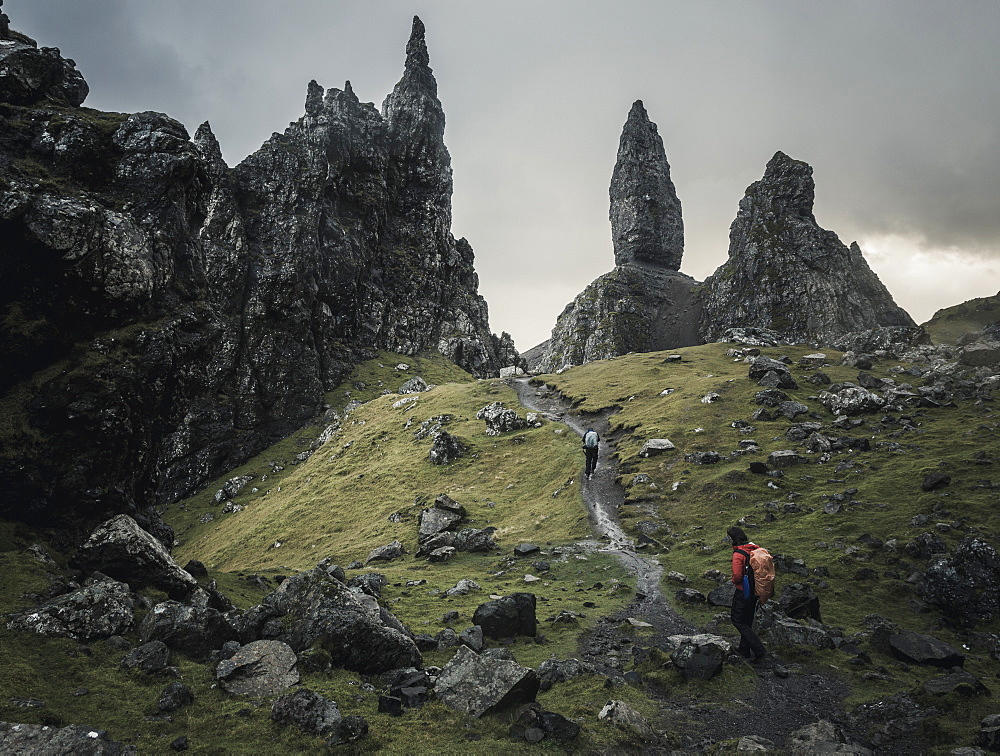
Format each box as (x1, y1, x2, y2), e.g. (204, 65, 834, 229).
(394, 15, 436, 98)
(756, 150, 816, 220)
(609, 100, 683, 270)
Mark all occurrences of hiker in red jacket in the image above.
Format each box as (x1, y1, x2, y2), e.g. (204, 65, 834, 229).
(728, 526, 767, 662)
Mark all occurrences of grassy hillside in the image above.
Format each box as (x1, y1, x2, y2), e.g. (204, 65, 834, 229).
(537, 342, 1000, 745)
(1, 344, 998, 751)
(922, 290, 1000, 345)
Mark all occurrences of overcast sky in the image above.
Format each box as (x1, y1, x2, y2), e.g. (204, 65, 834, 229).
(9, 0, 999, 351)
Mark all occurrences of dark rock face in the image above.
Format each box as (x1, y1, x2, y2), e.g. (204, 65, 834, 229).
(610, 100, 683, 270)
(699, 151, 915, 342)
(0, 14, 507, 531)
(0, 24, 88, 107)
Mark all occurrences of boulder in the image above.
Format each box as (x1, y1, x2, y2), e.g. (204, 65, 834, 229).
(473, 593, 537, 638)
(418, 508, 462, 542)
(0, 722, 126, 754)
(157, 681, 194, 713)
(236, 566, 420, 674)
(961, 343, 1000, 367)
(923, 668, 990, 697)
(445, 579, 481, 596)
(777, 401, 809, 420)
(217, 640, 299, 696)
(707, 583, 737, 607)
(765, 616, 837, 650)
(921, 472, 951, 492)
(918, 537, 1000, 625)
(346, 572, 386, 598)
(74, 515, 197, 600)
(537, 657, 597, 691)
(757, 370, 799, 390)
(271, 688, 368, 746)
(454, 527, 498, 552)
(888, 630, 965, 668)
(429, 431, 466, 465)
(121, 640, 171, 674)
(365, 540, 405, 564)
(754, 389, 790, 407)
(398, 376, 429, 394)
(980, 714, 1000, 751)
(768, 450, 804, 468)
(664, 634, 732, 680)
(639, 439, 675, 457)
(435, 645, 539, 717)
(598, 699, 659, 742)
(416, 530, 455, 557)
(6, 577, 135, 641)
(476, 402, 529, 435)
(433, 493, 466, 516)
(748, 356, 792, 382)
(818, 387, 885, 416)
(776, 583, 822, 622)
(139, 600, 238, 659)
(459, 625, 484, 652)
(509, 702, 581, 743)
(514, 543, 540, 557)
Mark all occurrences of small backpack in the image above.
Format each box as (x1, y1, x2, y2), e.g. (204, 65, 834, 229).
(736, 546, 776, 604)
(584, 431, 599, 448)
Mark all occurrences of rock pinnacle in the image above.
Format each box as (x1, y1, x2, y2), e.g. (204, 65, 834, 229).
(609, 100, 683, 270)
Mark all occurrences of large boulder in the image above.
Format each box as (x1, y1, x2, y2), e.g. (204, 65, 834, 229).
(472, 593, 537, 638)
(765, 616, 837, 650)
(139, 599, 239, 659)
(236, 566, 420, 674)
(418, 508, 462, 542)
(217, 640, 299, 696)
(74, 515, 197, 600)
(454, 527, 499, 552)
(476, 402, 529, 435)
(918, 537, 1000, 626)
(435, 645, 539, 717)
(818, 387, 885, 416)
(428, 431, 466, 465)
(888, 630, 965, 668)
(663, 634, 732, 680)
(121, 640, 171, 674)
(776, 583, 822, 622)
(6, 577, 134, 641)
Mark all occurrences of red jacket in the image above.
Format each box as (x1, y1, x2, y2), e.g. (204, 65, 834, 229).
(732, 543, 760, 585)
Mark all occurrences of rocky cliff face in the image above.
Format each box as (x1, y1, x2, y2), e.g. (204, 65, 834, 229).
(0, 15, 509, 530)
(699, 151, 915, 342)
(533, 102, 700, 372)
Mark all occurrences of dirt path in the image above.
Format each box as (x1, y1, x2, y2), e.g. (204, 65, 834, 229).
(509, 377, 857, 751)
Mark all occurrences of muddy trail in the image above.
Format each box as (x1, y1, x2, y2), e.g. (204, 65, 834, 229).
(509, 377, 867, 752)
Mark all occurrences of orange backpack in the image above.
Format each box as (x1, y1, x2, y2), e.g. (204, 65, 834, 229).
(737, 546, 776, 604)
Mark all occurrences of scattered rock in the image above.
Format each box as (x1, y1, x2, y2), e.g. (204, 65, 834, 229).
(6, 577, 135, 641)
(158, 681, 194, 713)
(922, 472, 952, 492)
(139, 599, 238, 659)
(435, 645, 539, 717)
(74, 515, 197, 599)
(664, 634, 732, 680)
(429, 431, 466, 465)
(639, 438, 676, 457)
(365, 540, 405, 564)
(0, 722, 127, 754)
(271, 688, 367, 746)
(122, 640, 171, 674)
(598, 699, 659, 742)
(889, 630, 965, 668)
(216, 640, 299, 696)
(473, 593, 537, 638)
(476, 402, 529, 435)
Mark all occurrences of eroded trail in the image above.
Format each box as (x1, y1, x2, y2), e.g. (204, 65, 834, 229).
(509, 377, 693, 640)
(509, 376, 854, 751)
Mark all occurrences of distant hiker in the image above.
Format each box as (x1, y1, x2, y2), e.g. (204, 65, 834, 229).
(582, 428, 600, 480)
(728, 525, 772, 662)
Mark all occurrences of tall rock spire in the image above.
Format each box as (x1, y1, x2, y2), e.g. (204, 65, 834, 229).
(382, 16, 442, 131)
(609, 100, 683, 270)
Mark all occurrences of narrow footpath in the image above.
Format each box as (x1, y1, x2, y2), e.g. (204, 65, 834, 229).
(509, 376, 856, 751)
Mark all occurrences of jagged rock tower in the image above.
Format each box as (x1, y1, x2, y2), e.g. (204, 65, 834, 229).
(699, 151, 915, 341)
(531, 101, 701, 372)
(0, 14, 510, 530)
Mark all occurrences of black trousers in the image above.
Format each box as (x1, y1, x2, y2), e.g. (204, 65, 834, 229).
(584, 447, 598, 475)
(731, 591, 766, 658)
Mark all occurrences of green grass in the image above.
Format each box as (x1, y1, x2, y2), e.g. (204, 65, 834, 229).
(922, 290, 1000, 345)
(536, 341, 1000, 738)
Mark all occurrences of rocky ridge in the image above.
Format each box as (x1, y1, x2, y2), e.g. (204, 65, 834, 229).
(0, 14, 514, 529)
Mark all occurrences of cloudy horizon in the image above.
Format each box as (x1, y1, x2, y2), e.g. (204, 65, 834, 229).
(9, 0, 999, 352)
